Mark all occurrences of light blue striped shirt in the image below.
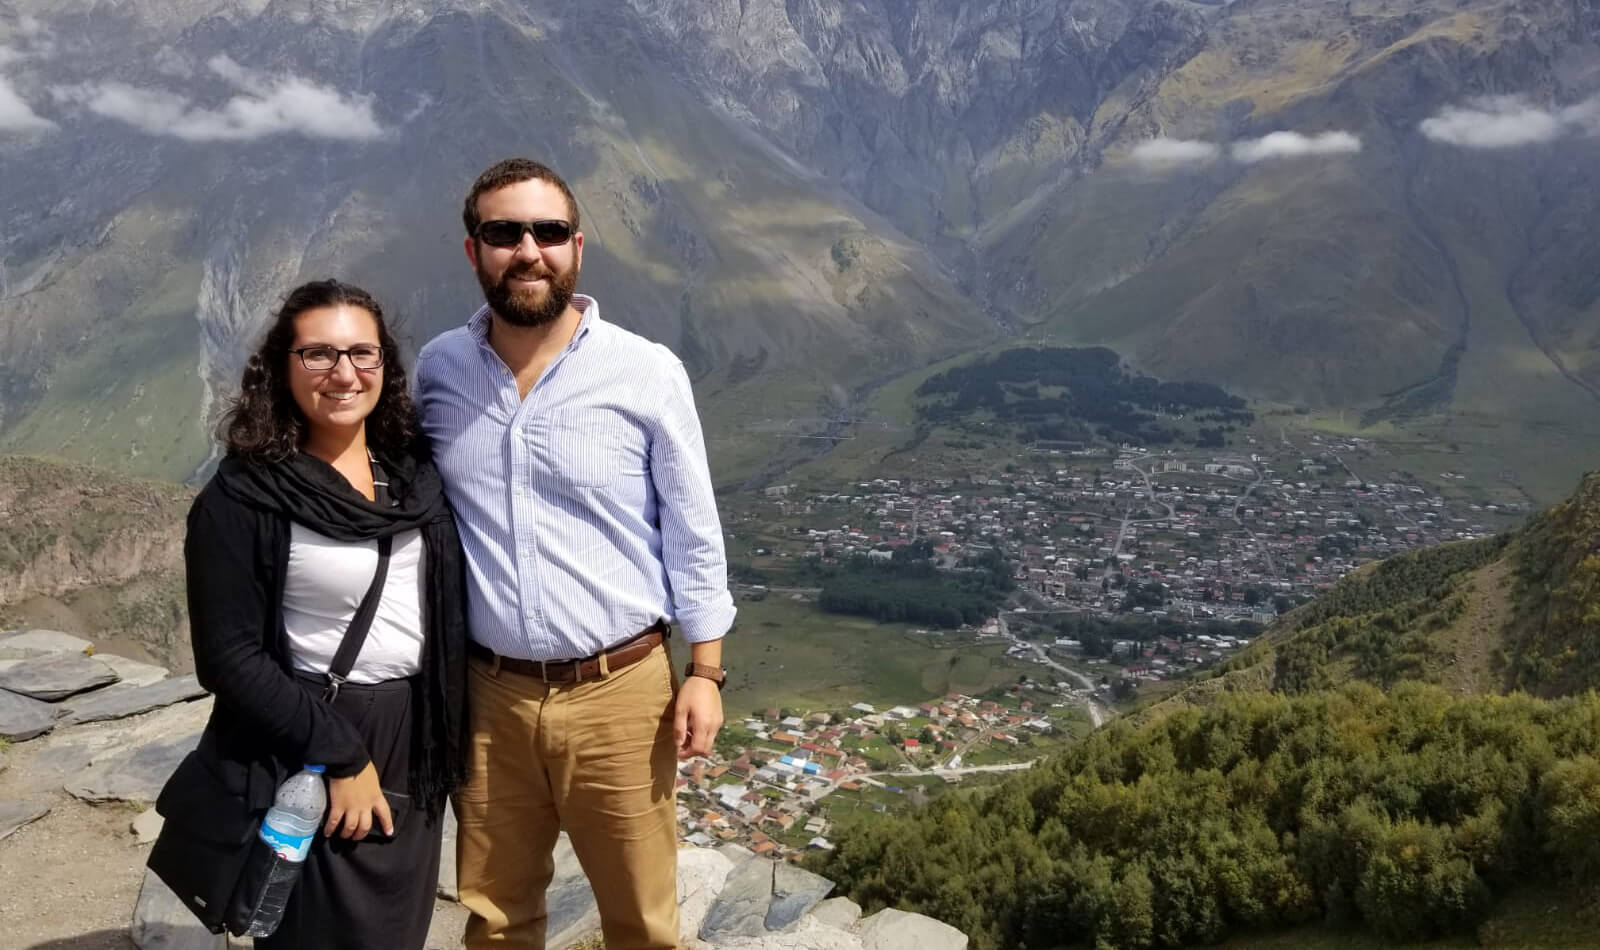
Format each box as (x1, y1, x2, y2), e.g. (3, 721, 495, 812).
(415, 295, 735, 660)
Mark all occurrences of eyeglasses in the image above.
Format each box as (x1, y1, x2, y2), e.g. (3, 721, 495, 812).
(289, 345, 386, 371)
(475, 219, 573, 248)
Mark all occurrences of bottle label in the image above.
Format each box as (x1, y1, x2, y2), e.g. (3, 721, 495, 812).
(259, 823, 314, 862)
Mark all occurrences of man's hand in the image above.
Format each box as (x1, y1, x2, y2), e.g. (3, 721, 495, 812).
(325, 761, 392, 840)
(674, 676, 724, 760)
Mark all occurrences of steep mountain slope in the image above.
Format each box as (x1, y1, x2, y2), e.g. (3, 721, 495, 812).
(1499, 470, 1600, 696)
(0, 454, 193, 668)
(988, 0, 1600, 421)
(0, 0, 994, 482)
(1182, 470, 1600, 707)
(2, 0, 1597, 491)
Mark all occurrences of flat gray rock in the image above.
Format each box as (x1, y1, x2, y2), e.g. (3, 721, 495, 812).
(700, 856, 778, 941)
(678, 847, 738, 943)
(65, 727, 202, 803)
(99, 654, 171, 687)
(699, 856, 836, 940)
(718, 841, 756, 863)
(810, 897, 863, 930)
(0, 652, 120, 701)
(0, 687, 58, 742)
(546, 833, 601, 950)
(767, 863, 835, 932)
(0, 629, 94, 659)
(856, 908, 967, 950)
(438, 807, 459, 900)
(0, 799, 50, 841)
(131, 868, 227, 950)
(61, 674, 207, 725)
(26, 737, 98, 782)
(133, 806, 166, 845)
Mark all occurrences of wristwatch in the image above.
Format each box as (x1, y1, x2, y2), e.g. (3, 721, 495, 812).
(685, 662, 727, 690)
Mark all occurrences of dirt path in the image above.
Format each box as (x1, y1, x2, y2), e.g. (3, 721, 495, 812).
(1433, 559, 1515, 696)
(0, 757, 146, 949)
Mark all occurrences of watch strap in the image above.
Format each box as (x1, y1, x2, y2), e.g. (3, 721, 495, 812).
(685, 662, 726, 689)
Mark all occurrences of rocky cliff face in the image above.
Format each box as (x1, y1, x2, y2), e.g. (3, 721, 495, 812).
(0, 0, 996, 483)
(0, 457, 192, 667)
(2, 0, 1598, 488)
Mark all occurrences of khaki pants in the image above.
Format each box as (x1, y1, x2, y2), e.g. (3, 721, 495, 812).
(455, 642, 680, 949)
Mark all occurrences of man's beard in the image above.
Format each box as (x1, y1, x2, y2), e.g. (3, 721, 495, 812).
(478, 261, 578, 327)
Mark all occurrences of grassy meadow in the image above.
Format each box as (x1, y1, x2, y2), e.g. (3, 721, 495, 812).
(717, 594, 1035, 715)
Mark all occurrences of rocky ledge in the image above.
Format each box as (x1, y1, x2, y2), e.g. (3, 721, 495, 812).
(0, 627, 968, 950)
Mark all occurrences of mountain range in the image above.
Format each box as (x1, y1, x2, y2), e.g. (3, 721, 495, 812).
(1, 0, 1597, 495)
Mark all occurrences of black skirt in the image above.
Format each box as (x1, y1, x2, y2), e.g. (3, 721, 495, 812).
(256, 675, 443, 950)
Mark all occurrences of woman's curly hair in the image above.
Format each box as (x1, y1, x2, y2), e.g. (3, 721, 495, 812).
(221, 279, 420, 461)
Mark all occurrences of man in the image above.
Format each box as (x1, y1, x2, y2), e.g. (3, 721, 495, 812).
(416, 158, 734, 950)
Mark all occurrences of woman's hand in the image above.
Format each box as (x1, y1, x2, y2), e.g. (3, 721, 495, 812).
(324, 761, 392, 840)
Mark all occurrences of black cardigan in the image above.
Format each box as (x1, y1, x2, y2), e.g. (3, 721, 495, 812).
(184, 477, 468, 813)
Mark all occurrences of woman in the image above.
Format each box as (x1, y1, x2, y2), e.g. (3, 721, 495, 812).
(183, 279, 467, 949)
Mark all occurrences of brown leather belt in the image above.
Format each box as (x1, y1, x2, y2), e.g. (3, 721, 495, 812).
(469, 620, 669, 684)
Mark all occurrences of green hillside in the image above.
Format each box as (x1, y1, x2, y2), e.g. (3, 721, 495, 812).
(815, 471, 1600, 950)
(1204, 471, 1600, 702)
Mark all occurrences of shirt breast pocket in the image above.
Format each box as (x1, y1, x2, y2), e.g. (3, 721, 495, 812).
(542, 408, 645, 490)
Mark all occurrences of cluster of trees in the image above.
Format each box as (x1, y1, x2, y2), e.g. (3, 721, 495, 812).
(1042, 614, 1264, 660)
(1295, 535, 1507, 627)
(817, 545, 1014, 628)
(914, 347, 1252, 448)
(1118, 581, 1167, 612)
(1228, 535, 1508, 694)
(811, 683, 1600, 950)
(1504, 473, 1600, 695)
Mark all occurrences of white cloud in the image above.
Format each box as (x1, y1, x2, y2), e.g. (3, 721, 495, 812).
(1129, 137, 1222, 168)
(0, 74, 54, 132)
(1419, 95, 1600, 148)
(1419, 97, 1562, 148)
(51, 56, 386, 143)
(1231, 130, 1362, 163)
(207, 54, 258, 89)
(1560, 96, 1600, 133)
(53, 81, 193, 131)
(0, 45, 23, 69)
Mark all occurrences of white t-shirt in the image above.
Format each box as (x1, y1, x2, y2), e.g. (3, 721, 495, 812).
(283, 523, 426, 684)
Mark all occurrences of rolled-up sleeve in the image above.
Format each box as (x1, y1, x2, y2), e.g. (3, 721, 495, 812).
(651, 358, 736, 643)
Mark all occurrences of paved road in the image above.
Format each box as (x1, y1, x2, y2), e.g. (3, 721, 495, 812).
(1102, 460, 1178, 583)
(998, 611, 1109, 727)
(1224, 465, 1278, 577)
(868, 760, 1038, 779)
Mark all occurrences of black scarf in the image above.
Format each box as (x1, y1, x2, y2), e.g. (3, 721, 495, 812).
(212, 448, 447, 540)
(212, 446, 465, 817)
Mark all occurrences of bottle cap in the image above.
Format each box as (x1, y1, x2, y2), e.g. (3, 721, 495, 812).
(304, 764, 326, 774)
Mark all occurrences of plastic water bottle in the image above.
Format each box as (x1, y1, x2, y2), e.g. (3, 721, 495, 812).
(241, 764, 328, 937)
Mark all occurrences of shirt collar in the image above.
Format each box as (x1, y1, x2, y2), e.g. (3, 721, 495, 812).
(469, 293, 600, 351)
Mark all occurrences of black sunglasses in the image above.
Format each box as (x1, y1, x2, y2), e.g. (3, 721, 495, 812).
(475, 219, 573, 248)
